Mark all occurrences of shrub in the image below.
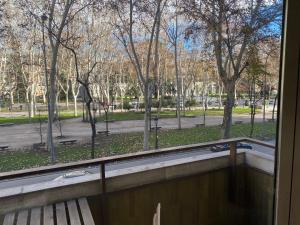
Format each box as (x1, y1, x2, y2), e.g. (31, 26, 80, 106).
(139, 102, 145, 109)
(123, 101, 132, 111)
(168, 99, 176, 108)
(151, 100, 159, 108)
(185, 99, 197, 108)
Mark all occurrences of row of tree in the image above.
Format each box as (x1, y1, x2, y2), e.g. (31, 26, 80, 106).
(0, 0, 282, 161)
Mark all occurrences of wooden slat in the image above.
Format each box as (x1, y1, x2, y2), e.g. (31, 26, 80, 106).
(152, 203, 161, 225)
(55, 203, 68, 225)
(3, 213, 15, 225)
(43, 205, 54, 225)
(78, 198, 95, 225)
(30, 208, 41, 225)
(67, 200, 81, 225)
(16, 210, 28, 225)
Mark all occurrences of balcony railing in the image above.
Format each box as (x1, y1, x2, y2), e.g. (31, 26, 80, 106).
(0, 137, 276, 225)
(0, 137, 275, 193)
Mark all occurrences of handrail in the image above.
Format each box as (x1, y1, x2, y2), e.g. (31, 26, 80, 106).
(0, 137, 275, 181)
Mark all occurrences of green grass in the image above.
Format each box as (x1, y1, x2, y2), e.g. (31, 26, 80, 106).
(0, 107, 254, 124)
(0, 122, 275, 173)
(0, 112, 79, 124)
(98, 107, 255, 121)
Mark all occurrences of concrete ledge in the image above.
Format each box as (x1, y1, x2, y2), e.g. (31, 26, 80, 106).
(0, 149, 274, 215)
(0, 151, 243, 214)
(106, 151, 245, 192)
(245, 150, 275, 175)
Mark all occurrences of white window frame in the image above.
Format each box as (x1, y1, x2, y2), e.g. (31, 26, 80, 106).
(275, 0, 300, 224)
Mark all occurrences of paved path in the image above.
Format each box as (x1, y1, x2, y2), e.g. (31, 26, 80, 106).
(0, 113, 272, 149)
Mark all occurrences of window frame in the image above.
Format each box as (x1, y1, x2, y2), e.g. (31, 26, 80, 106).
(275, 0, 300, 224)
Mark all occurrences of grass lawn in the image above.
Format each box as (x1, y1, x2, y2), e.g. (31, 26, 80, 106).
(0, 121, 275, 173)
(97, 107, 255, 121)
(0, 112, 79, 124)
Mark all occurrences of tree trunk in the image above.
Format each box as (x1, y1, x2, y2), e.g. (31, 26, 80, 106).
(174, 5, 181, 130)
(26, 89, 31, 119)
(182, 90, 186, 116)
(86, 102, 96, 159)
(42, 90, 46, 104)
(263, 73, 267, 122)
(30, 84, 35, 118)
(46, 42, 59, 163)
(250, 80, 256, 138)
(175, 53, 181, 129)
(143, 85, 150, 150)
(121, 94, 124, 112)
(10, 91, 14, 106)
(222, 81, 235, 139)
(33, 92, 37, 116)
(74, 95, 78, 116)
(272, 94, 277, 120)
(218, 81, 223, 109)
(30, 95, 34, 118)
(66, 92, 69, 109)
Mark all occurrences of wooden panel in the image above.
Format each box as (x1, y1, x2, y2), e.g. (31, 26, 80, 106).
(56, 203, 68, 225)
(89, 167, 273, 225)
(30, 208, 41, 225)
(43, 205, 54, 225)
(67, 200, 81, 225)
(16, 210, 28, 225)
(3, 213, 15, 225)
(78, 198, 95, 225)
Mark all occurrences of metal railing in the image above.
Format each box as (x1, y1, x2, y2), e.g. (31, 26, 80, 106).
(0, 137, 275, 189)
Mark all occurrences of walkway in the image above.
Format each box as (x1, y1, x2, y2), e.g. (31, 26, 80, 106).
(0, 113, 271, 149)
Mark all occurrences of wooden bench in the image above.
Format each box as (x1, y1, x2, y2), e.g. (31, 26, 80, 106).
(150, 126, 162, 131)
(2, 198, 95, 225)
(97, 130, 110, 135)
(103, 120, 115, 123)
(195, 123, 205, 128)
(0, 145, 9, 151)
(0, 123, 15, 127)
(234, 120, 243, 124)
(32, 143, 46, 151)
(183, 115, 196, 118)
(59, 139, 77, 145)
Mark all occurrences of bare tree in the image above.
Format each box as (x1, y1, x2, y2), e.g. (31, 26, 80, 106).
(163, 0, 182, 129)
(110, 0, 166, 150)
(18, 0, 96, 163)
(182, 0, 282, 138)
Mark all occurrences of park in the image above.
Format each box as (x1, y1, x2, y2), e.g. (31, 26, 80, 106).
(0, 101, 277, 172)
(0, 1, 286, 225)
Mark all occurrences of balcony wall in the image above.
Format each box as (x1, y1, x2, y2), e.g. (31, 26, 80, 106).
(88, 166, 274, 225)
(0, 147, 275, 225)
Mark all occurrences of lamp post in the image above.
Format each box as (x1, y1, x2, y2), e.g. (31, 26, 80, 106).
(41, 13, 56, 164)
(104, 103, 109, 136)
